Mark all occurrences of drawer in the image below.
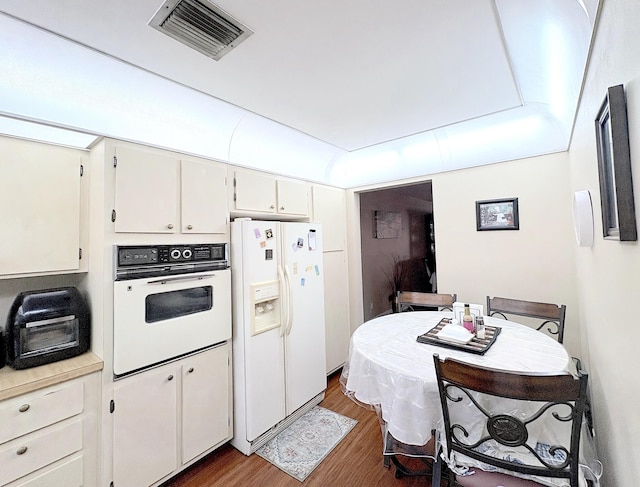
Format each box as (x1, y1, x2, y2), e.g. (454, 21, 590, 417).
(0, 381, 84, 444)
(9, 455, 83, 487)
(0, 418, 83, 485)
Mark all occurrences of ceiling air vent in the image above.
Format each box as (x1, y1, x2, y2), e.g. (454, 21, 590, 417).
(149, 0, 253, 61)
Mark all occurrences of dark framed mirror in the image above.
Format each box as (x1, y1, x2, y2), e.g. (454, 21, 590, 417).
(595, 84, 637, 241)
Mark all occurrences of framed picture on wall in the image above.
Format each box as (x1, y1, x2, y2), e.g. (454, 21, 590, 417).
(594, 84, 637, 241)
(476, 198, 519, 231)
(374, 211, 402, 238)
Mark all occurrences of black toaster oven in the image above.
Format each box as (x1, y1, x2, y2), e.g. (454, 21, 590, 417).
(5, 287, 90, 370)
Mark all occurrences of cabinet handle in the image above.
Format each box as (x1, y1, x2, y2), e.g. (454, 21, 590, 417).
(167, 374, 174, 381)
(18, 404, 30, 413)
(187, 224, 193, 230)
(280, 206, 285, 211)
(16, 446, 28, 455)
(269, 205, 275, 209)
(188, 367, 194, 373)
(167, 224, 174, 230)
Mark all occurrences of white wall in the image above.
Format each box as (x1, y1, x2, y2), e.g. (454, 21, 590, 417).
(567, 0, 640, 484)
(431, 153, 581, 356)
(348, 152, 581, 353)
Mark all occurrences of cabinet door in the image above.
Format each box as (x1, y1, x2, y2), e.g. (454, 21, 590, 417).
(277, 179, 308, 216)
(323, 251, 350, 374)
(9, 455, 83, 487)
(233, 171, 277, 213)
(113, 366, 178, 487)
(311, 185, 347, 251)
(181, 159, 228, 234)
(0, 139, 80, 275)
(0, 420, 83, 486)
(114, 145, 179, 233)
(181, 344, 231, 464)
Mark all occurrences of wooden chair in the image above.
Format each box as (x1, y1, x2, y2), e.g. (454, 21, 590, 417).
(397, 291, 457, 312)
(431, 354, 589, 487)
(486, 296, 566, 343)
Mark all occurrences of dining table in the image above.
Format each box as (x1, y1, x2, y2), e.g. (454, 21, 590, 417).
(341, 310, 573, 447)
(340, 310, 602, 486)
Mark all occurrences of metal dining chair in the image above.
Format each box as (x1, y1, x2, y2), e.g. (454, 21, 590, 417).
(383, 428, 437, 479)
(486, 296, 566, 343)
(431, 354, 590, 487)
(397, 291, 457, 312)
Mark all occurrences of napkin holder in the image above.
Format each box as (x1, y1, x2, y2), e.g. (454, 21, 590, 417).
(452, 302, 483, 324)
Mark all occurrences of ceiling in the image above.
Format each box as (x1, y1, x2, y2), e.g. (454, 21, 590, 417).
(0, 0, 600, 187)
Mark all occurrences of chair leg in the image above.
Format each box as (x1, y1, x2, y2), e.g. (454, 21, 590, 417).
(389, 454, 433, 479)
(383, 455, 390, 468)
(431, 450, 442, 486)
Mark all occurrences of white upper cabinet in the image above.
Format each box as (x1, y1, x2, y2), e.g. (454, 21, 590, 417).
(232, 170, 276, 214)
(113, 144, 227, 234)
(181, 157, 228, 234)
(114, 144, 178, 233)
(0, 137, 83, 277)
(276, 179, 308, 216)
(311, 185, 347, 251)
(231, 169, 308, 217)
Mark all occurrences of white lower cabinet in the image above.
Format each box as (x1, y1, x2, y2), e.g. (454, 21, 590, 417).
(0, 420, 83, 486)
(112, 343, 232, 487)
(112, 364, 178, 487)
(12, 456, 83, 487)
(181, 344, 231, 464)
(0, 373, 99, 487)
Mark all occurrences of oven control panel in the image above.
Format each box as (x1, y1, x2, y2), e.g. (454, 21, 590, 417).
(115, 243, 228, 280)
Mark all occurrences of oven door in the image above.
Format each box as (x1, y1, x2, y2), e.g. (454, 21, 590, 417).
(113, 269, 231, 376)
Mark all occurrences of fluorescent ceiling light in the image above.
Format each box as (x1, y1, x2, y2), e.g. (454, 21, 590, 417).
(0, 115, 97, 148)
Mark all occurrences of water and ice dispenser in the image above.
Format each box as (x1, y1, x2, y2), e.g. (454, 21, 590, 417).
(250, 280, 281, 336)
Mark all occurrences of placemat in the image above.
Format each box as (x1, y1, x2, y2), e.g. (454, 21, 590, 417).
(416, 318, 501, 355)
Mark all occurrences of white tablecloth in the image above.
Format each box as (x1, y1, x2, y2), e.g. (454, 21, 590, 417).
(342, 311, 571, 446)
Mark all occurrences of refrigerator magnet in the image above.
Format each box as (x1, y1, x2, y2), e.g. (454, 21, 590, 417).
(265, 229, 274, 239)
(265, 249, 273, 260)
(253, 228, 261, 239)
(308, 229, 317, 250)
(300, 277, 306, 286)
(297, 237, 304, 248)
(293, 263, 298, 274)
(314, 264, 320, 276)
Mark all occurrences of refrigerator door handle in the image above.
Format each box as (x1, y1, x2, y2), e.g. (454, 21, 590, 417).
(278, 265, 288, 337)
(283, 265, 294, 335)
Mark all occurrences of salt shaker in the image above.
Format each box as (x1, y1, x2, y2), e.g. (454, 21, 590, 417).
(476, 316, 486, 339)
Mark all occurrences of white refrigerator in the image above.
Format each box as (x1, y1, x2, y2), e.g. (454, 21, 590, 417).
(230, 219, 327, 455)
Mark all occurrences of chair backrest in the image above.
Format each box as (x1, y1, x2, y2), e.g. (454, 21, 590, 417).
(433, 354, 587, 487)
(397, 291, 457, 312)
(487, 296, 566, 343)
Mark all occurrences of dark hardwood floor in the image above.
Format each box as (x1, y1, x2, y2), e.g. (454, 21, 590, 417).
(162, 369, 435, 487)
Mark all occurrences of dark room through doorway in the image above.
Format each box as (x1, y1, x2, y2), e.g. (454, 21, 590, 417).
(358, 182, 436, 321)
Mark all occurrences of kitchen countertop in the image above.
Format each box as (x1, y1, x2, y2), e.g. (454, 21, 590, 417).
(0, 352, 103, 401)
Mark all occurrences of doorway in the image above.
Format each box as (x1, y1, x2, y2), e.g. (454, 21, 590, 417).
(358, 182, 435, 321)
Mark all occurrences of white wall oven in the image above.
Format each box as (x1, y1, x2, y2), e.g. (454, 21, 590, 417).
(113, 243, 231, 378)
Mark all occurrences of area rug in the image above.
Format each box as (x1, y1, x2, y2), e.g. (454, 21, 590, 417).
(256, 406, 358, 482)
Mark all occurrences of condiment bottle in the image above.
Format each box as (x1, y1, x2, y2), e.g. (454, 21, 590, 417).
(462, 304, 475, 333)
(476, 316, 486, 339)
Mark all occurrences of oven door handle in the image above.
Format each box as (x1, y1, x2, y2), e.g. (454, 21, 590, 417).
(147, 274, 215, 285)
